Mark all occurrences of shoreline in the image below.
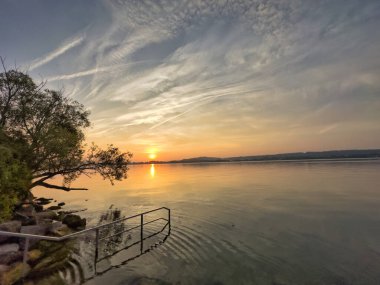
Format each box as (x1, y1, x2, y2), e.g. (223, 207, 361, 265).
(131, 157, 380, 166)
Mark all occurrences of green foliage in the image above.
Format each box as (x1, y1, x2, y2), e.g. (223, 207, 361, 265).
(0, 61, 132, 193)
(0, 136, 31, 222)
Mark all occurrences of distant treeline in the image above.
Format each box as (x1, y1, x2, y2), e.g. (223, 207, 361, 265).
(133, 149, 380, 164)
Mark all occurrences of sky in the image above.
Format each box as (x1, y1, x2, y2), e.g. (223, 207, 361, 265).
(0, 0, 379, 161)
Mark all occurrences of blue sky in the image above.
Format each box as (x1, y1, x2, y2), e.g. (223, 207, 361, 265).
(1, 0, 379, 160)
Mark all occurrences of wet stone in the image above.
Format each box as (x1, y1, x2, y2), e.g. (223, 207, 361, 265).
(0, 251, 23, 265)
(34, 198, 53, 206)
(47, 205, 61, 211)
(35, 211, 58, 223)
(20, 225, 49, 236)
(62, 214, 86, 230)
(0, 221, 21, 243)
(0, 243, 19, 255)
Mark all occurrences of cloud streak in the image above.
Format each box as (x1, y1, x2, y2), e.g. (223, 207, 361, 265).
(7, 0, 380, 159)
(29, 35, 84, 70)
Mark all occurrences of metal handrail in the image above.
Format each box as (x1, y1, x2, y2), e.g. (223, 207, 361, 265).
(0, 206, 171, 280)
(0, 207, 170, 241)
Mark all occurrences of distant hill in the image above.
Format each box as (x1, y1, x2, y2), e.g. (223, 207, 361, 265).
(166, 149, 380, 164)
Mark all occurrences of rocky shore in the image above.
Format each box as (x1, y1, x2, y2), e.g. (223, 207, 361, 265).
(0, 198, 87, 285)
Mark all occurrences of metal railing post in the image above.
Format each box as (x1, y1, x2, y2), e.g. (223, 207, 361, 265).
(140, 214, 144, 253)
(168, 208, 171, 233)
(94, 228, 99, 273)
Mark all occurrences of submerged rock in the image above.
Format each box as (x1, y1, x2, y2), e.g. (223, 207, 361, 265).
(130, 277, 172, 285)
(25, 272, 67, 285)
(47, 206, 61, 211)
(34, 198, 53, 206)
(62, 214, 86, 230)
(29, 240, 76, 276)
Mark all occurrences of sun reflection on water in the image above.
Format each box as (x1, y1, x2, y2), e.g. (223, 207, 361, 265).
(150, 164, 155, 177)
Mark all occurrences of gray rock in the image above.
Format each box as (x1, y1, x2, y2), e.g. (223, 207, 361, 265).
(0, 251, 23, 265)
(34, 197, 53, 205)
(0, 243, 19, 255)
(35, 211, 58, 223)
(20, 225, 49, 250)
(17, 204, 36, 217)
(0, 264, 10, 273)
(49, 221, 63, 232)
(47, 205, 61, 211)
(50, 224, 72, 237)
(62, 214, 86, 230)
(0, 244, 22, 265)
(0, 221, 21, 243)
(33, 203, 43, 212)
(20, 225, 49, 236)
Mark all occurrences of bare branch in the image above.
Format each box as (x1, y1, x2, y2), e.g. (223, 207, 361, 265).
(35, 181, 88, 191)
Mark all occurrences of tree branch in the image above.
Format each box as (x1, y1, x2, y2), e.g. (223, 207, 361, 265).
(35, 181, 88, 191)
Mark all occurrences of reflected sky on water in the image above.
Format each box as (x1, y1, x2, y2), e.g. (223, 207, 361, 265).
(33, 160, 380, 285)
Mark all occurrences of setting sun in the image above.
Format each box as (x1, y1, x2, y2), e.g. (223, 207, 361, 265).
(148, 153, 157, 160)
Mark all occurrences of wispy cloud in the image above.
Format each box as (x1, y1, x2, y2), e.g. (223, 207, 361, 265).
(10, 0, 380, 158)
(47, 65, 112, 81)
(29, 35, 84, 70)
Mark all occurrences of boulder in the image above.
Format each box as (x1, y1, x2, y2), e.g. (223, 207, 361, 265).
(0, 243, 19, 255)
(35, 211, 58, 224)
(50, 225, 72, 237)
(0, 264, 10, 274)
(0, 243, 22, 265)
(33, 204, 43, 212)
(20, 225, 49, 249)
(0, 262, 31, 285)
(34, 198, 53, 206)
(48, 221, 63, 233)
(0, 221, 21, 243)
(0, 251, 23, 265)
(20, 225, 49, 236)
(62, 215, 86, 230)
(47, 206, 61, 211)
(14, 214, 36, 227)
(57, 202, 65, 207)
(17, 204, 36, 217)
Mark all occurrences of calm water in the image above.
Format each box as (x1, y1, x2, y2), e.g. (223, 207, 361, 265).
(33, 160, 380, 285)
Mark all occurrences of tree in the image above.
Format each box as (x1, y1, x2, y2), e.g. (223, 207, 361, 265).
(0, 131, 32, 222)
(0, 58, 132, 192)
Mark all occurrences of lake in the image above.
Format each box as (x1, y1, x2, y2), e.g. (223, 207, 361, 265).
(33, 160, 380, 285)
